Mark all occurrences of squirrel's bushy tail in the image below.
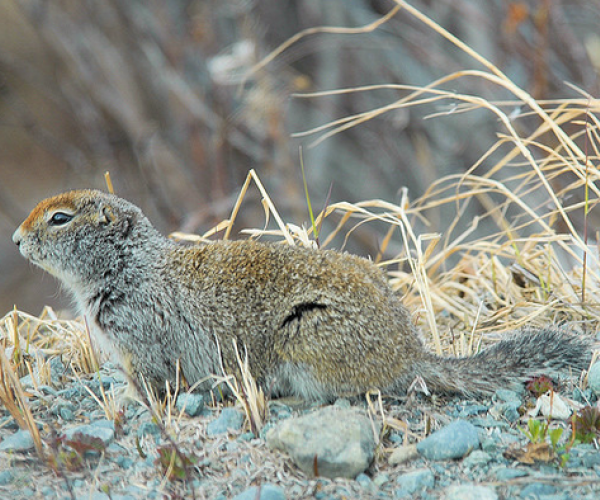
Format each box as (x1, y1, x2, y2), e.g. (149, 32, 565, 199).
(414, 327, 594, 396)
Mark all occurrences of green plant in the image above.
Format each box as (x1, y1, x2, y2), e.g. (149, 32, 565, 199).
(520, 418, 549, 444)
(46, 432, 107, 473)
(155, 444, 199, 481)
(526, 376, 554, 398)
(519, 418, 569, 467)
(571, 406, 600, 444)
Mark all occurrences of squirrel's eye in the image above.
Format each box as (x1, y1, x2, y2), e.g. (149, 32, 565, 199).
(48, 212, 73, 226)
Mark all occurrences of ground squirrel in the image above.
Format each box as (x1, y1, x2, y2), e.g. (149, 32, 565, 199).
(13, 190, 593, 400)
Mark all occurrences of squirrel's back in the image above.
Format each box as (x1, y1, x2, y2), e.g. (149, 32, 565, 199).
(13, 190, 595, 400)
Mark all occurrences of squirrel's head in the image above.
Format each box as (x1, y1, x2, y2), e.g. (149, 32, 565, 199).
(13, 190, 157, 290)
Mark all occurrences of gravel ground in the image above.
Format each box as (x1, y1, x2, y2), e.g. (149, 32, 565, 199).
(1, 360, 600, 500)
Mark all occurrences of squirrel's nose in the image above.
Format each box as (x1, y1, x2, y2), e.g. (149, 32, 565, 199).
(12, 227, 22, 247)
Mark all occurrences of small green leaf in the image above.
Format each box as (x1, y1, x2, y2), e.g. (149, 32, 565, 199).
(549, 427, 563, 448)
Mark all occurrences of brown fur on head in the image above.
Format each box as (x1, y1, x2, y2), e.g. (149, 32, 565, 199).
(12, 190, 150, 289)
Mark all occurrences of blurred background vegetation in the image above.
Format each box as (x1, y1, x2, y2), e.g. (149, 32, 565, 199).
(1, 0, 599, 314)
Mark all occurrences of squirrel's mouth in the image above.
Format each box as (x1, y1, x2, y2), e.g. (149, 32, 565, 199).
(16, 243, 35, 262)
(16, 246, 46, 271)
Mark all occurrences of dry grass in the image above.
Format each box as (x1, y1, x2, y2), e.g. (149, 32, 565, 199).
(211, 338, 269, 436)
(240, 0, 600, 356)
(0, 307, 102, 460)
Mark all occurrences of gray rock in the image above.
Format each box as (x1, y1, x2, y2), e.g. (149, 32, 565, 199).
(115, 456, 134, 469)
(395, 468, 434, 496)
(470, 417, 509, 429)
(458, 404, 489, 417)
(463, 450, 492, 467)
(266, 406, 378, 479)
(0, 417, 19, 430)
(333, 398, 351, 409)
(582, 451, 600, 468)
(572, 387, 593, 403)
(64, 420, 115, 447)
(494, 389, 522, 403)
(520, 482, 556, 498)
(0, 470, 14, 485)
(94, 419, 115, 430)
(491, 402, 521, 423)
(587, 362, 600, 396)
(207, 408, 245, 436)
(388, 444, 419, 465)
(355, 472, 372, 488)
(137, 422, 160, 439)
(37, 385, 58, 396)
(445, 484, 498, 500)
(59, 406, 76, 421)
(175, 393, 205, 417)
(233, 484, 286, 500)
(238, 432, 256, 441)
(416, 420, 479, 460)
(80, 494, 136, 500)
(481, 438, 497, 453)
(0, 430, 35, 452)
(18, 374, 36, 389)
(373, 473, 389, 487)
(493, 466, 528, 481)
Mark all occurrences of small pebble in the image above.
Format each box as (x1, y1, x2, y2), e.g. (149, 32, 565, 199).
(445, 484, 498, 500)
(491, 402, 521, 422)
(0, 470, 14, 485)
(266, 406, 377, 479)
(572, 387, 593, 403)
(587, 362, 600, 396)
(86, 493, 136, 500)
(493, 466, 528, 481)
(207, 408, 245, 436)
(333, 398, 351, 409)
(458, 404, 489, 417)
(494, 389, 522, 403)
(416, 420, 479, 460)
(232, 484, 286, 500)
(582, 452, 600, 468)
(175, 393, 205, 417)
(0, 430, 35, 452)
(0, 417, 18, 430)
(355, 472, 372, 488)
(64, 421, 115, 447)
(463, 450, 492, 467)
(60, 406, 75, 421)
(37, 385, 58, 396)
(470, 417, 510, 429)
(388, 444, 419, 465)
(373, 473, 389, 487)
(238, 431, 255, 441)
(137, 422, 160, 439)
(481, 438, 497, 452)
(395, 468, 435, 496)
(520, 482, 556, 498)
(115, 456, 134, 469)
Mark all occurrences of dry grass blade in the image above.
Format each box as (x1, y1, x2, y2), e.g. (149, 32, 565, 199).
(224, 169, 294, 245)
(241, 5, 401, 89)
(0, 344, 44, 457)
(231, 340, 268, 435)
(212, 338, 268, 436)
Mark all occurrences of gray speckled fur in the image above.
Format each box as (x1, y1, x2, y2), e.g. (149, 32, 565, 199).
(13, 190, 594, 400)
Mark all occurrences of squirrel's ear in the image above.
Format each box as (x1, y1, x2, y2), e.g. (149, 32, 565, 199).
(97, 204, 115, 226)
